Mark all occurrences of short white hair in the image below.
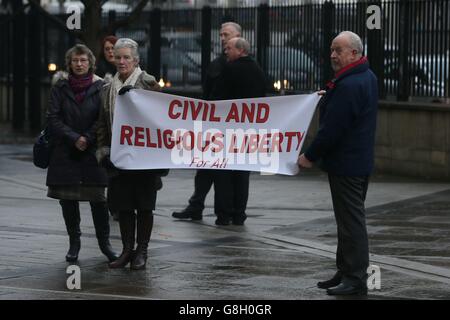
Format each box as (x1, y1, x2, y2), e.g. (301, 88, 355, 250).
(231, 37, 250, 55)
(337, 31, 363, 55)
(114, 38, 140, 63)
(221, 22, 242, 35)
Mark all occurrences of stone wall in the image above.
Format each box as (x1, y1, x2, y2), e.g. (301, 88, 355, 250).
(375, 101, 450, 180)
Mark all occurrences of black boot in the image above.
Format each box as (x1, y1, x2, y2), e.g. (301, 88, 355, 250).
(90, 202, 119, 262)
(60, 200, 81, 262)
(109, 211, 136, 268)
(130, 211, 153, 270)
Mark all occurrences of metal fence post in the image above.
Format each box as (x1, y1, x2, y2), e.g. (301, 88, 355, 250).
(367, 1, 385, 99)
(321, 1, 334, 84)
(108, 9, 116, 27)
(256, 3, 269, 72)
(397, 0, 411, 101)
(12, 0, 26, 130)
(149, 8, 161, 80)
(201, 6, 212, 86)
(28, 5, 42, 132)
(182, 65, 188, 87)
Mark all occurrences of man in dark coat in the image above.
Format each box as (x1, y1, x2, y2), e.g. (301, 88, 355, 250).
(298, 31, 378, 296)
(172, 22, 242, 221)
(213, 37, 267, 226)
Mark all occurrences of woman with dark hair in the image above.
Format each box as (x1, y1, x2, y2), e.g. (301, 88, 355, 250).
(96, 35, 118, 79)
(46, 44, 118, 263)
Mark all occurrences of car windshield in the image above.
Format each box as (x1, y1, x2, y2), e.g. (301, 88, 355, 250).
(266, 47, 314, 72)
(161, 48, 199, 70)
(162, 33, 201, 52)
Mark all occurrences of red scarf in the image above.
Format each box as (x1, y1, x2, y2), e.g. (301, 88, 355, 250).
(68, 73, 93, 104)
(334, 56, 368, 78)
(326, 56, 368, 90)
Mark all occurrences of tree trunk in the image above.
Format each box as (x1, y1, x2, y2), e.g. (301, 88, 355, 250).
(80, 0, 103, 57)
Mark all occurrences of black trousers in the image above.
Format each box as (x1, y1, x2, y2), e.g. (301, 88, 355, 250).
(328, 174, 370, 286)
(213, 170, 250, 219)
(187, 169, 214, 212)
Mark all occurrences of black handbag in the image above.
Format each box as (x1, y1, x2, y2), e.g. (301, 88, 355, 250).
(33, 126, 52, 169)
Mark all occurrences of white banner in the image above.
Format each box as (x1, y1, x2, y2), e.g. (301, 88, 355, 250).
(111, 90, 320, 175)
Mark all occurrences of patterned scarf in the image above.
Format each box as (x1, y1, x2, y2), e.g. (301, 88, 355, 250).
(108, 66, 142, 126)
(68, 73, 94, 104)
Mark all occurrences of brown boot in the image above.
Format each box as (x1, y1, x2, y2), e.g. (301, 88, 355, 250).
(109, 211, 136, 268)
(130, 211, 153, 270)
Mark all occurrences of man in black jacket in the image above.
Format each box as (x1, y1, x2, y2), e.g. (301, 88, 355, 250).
(172, 22, 242, 221)
(213, 37, 267, 226)
(298, 31, 378, 296)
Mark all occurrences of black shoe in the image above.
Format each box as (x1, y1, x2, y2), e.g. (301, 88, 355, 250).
(99, 242, 119, 262)
(326, 282, 367, 296)
(232, 216, 247, 226)
(215, 217, 230, 226)
(317, 273, 342, 289)
(65, 238, 80, 262)
(172, 209, 202, 220)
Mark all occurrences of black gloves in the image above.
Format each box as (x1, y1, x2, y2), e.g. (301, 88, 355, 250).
(153, 169, 170, 177)
(118, 85, 134, 95)
(100, 155, 116, 170)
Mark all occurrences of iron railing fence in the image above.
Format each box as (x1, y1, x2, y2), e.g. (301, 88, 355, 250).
(1, 0, 449, 131)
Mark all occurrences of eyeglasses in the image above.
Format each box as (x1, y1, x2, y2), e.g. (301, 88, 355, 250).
(71, 58, 89, 64)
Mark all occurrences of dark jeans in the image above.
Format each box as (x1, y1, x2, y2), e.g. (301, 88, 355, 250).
(328, 173, 370, 286)
(186, 169, 214, 212)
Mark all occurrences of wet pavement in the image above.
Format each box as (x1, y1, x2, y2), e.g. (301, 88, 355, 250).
(0, 144, 449, 301)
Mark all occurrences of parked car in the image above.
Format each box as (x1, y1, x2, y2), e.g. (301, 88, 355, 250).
(159, 47, 201, 85)
(116, 28, 150, 67)
(384, 47, 449, 98)
(161, 31, 202, 66)
(263, 46, 318, 92)
(285, 31, 324, 66)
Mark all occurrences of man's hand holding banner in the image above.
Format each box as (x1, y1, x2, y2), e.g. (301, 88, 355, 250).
(111, 90, 320, 175)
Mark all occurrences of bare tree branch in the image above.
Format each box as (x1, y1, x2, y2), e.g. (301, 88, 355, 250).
(106, 0, 150, 34)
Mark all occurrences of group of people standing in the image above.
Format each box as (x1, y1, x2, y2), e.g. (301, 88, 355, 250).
(45, 20, 378, 296)
(46, 37, 163, 270)
(172, 22, 266, 226)
(46, 22, 264, 271)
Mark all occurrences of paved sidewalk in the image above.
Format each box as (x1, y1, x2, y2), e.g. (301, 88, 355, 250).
(0, 144, 449, 300)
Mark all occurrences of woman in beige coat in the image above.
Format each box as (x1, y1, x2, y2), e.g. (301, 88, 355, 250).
(96, 38, 163, 270)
